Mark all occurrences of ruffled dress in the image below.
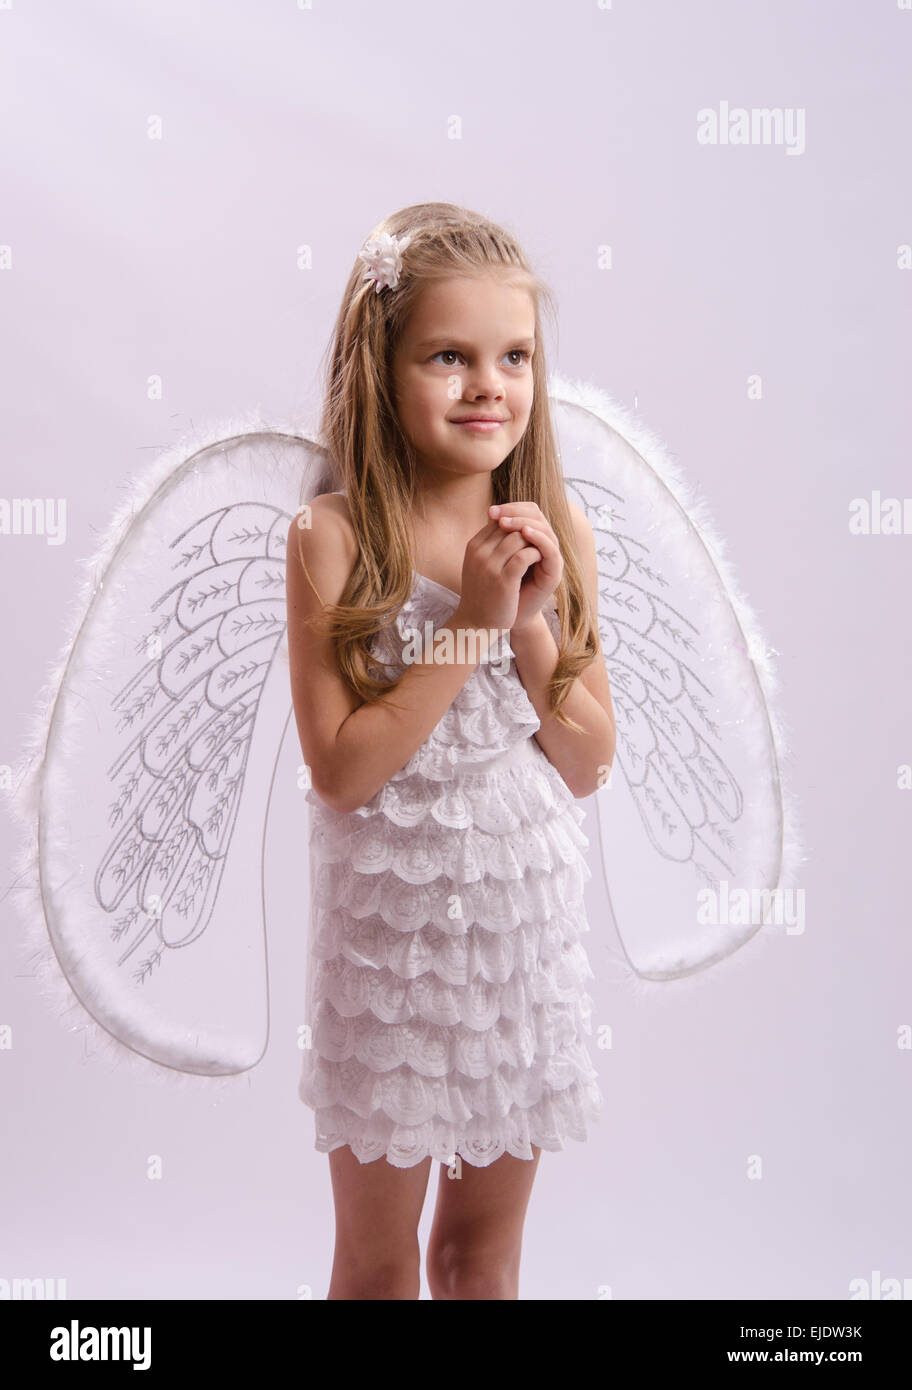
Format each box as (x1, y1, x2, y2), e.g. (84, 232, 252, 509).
(298, 571, 603, 1168)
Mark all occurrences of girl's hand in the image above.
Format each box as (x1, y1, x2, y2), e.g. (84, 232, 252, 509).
(487, 503, 563, 632)
(453, 510, 546, 632)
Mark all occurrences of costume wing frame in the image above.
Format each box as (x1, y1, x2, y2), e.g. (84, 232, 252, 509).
(7, 415, 334, 1089)
(549, 372, 805, 999)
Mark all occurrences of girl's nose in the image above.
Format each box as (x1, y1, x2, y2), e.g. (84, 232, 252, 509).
(461, 369, 505, 398)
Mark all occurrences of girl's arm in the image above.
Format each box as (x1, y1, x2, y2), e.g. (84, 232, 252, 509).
(508, 502, 617, 798)
(286, 494, 496, 814)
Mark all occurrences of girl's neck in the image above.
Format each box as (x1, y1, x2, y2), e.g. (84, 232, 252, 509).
(411, 472, 495, 532)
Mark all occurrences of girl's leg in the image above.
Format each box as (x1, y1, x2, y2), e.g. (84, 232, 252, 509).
(425, 1145, 543, 1300)
(326, 1145, 433, 1300)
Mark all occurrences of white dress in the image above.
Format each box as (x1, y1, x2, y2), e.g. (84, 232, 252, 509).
(298, 570, 603, 1168)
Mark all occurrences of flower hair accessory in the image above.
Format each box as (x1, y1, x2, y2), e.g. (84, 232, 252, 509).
(358, 231, 412, 293)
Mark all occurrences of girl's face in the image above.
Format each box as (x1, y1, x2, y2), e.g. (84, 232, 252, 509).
(391, 274, 536, 483)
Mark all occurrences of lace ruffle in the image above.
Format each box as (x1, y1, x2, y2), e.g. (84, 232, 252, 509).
(309, 800, 588, 891)
(301, 1014, 597, 1101)
(301, 1061, 603, 1169)
(303, 973, 594, 1066)
(309, 935, 595, 1031)
(309, 902, 590, 979)
(311, 852, 589, 936)
(361, 746, 583, 829)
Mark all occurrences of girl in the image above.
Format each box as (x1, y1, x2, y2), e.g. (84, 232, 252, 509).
(285, 202, 616, 1300)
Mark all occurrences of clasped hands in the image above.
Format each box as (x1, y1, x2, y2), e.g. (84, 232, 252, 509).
(455, 502, 562, 636)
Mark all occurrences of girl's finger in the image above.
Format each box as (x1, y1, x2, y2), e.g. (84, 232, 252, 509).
(499, 517, 558, 556)
(522, 527, 562, 577)
(496, 511, 547, 531)
(523, 524, 556, 552)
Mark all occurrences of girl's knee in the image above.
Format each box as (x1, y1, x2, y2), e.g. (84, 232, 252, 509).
(426, 1244, 521, 1300)
(329, 1244, 421, 1300)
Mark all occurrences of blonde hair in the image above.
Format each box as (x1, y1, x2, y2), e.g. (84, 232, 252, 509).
(296, 201, 599, 732)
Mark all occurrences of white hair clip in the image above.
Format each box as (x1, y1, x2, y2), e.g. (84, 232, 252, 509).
(358, 231, 413, 293)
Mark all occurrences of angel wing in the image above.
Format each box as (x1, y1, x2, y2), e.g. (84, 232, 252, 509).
(7, 418, 333, 1084)
(548, 372, 804, 995)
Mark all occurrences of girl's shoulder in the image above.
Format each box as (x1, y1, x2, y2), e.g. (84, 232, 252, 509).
(307, 488, 351, 526)
(288, 491, 359, 595)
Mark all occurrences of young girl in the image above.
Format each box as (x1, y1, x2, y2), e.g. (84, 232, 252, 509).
(285, 202, 616, 1300)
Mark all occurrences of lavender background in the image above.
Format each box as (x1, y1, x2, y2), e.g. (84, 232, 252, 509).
(2, 0, 910, 1300)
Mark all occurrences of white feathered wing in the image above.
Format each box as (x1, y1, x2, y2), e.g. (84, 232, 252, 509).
(7, 418, 334, 1090)
(549, 372, 804, 1000)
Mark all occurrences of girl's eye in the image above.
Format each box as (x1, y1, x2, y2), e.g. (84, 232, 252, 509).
(433, 349, 530, 366)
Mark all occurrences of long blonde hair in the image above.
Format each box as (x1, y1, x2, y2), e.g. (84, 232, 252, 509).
(296, 201, 599, 732)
